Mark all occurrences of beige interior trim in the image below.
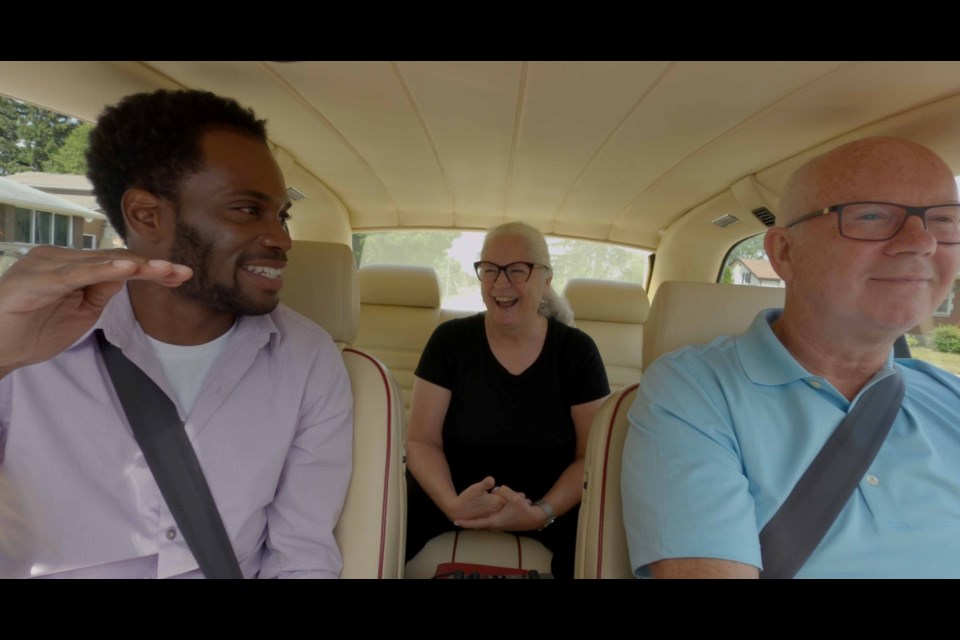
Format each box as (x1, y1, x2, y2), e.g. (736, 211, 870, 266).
(6, 62, 960, 257)
(575, 383, 639, 579)
(643, 281, 785, 369)
(359, 265, 441, 308)
(281, 241, 359, 346)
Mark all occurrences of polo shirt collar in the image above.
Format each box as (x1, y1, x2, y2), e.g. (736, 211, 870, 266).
(736, 308, 816, 386)
(735, 308, 895, 392)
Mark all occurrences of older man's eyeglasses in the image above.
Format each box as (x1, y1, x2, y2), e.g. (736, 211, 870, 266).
(787, 201, 960, 244)
(474, 261, 549, 284)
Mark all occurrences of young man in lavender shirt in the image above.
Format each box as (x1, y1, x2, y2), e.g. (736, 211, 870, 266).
(0, 90, 353, 578)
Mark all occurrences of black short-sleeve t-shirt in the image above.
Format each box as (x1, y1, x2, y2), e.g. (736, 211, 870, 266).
(414, 313, 610, 501)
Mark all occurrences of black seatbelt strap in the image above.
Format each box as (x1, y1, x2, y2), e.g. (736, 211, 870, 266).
(759, 370, 905, 579)
(893, 334, 912, 359)
(96, 330, 243, 579)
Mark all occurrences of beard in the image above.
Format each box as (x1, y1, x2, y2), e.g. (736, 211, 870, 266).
(168, 219, 283, 317)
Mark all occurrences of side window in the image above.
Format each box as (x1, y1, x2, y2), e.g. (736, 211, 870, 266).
(53, 213, 72, 247)
(905, 176, 960, 376)
(36, 211, 53, 244)
(933, 291, 955, 318)
(719, 233, 784, 289)
(1, 96, 108, 276)
(910, 279, 960, 376)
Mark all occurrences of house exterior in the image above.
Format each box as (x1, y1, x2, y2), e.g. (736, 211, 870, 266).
(0, 175, 108, 274)
(3, 172, 123, 251)
(5, 172, 100, 211)
(730, 258, 784, 288)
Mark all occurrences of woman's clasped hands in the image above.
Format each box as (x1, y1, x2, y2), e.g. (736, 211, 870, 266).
(449, 476, 547, 531)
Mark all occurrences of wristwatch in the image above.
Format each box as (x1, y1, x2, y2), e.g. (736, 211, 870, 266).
(534, 499, 556, 530)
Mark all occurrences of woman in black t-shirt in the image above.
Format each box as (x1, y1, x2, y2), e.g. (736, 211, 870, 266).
(405, 222, 610, 578)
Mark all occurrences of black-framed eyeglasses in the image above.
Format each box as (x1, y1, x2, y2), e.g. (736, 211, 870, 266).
(473, 261, 549, 284)
(786, 201, 960, 244)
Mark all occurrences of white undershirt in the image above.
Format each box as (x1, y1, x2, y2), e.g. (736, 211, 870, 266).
(145, 323, 237, 415)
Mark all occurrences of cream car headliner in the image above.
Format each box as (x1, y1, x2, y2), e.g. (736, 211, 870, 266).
(3, 61, 960, 262)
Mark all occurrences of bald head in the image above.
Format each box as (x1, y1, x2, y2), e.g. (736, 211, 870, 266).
(765, 135, 960, 356)
(777, 137, 958, 228)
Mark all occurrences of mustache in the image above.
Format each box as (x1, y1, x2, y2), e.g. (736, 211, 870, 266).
(242, 249, 288, 264)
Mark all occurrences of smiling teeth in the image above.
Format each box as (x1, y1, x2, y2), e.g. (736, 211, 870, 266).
(495, 297, 515, 302)
(245, 265, 282, 279)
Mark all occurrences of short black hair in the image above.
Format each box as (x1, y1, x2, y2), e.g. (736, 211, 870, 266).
(86, 89, 268, 240)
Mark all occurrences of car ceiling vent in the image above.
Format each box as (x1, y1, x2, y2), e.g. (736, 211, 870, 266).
(287, 187, 306, 201)
(752, 207, 776, 227)
(711, 214, 740, 228)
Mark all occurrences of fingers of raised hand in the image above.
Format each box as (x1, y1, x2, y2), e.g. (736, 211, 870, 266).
(125, 259, 193, 287)
(23, 247, 192, 287)
(2, 248, 192, 311)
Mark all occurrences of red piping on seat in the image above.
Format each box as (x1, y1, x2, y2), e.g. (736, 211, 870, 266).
(343, 348, 393, 579)
(596, 383, 639, 578)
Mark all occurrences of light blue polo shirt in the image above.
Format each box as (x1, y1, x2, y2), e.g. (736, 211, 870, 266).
(622, 309, 960, 578)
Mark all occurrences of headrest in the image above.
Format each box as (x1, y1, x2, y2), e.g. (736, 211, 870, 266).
(282, 241, 359, 345)
(563, 278, 650, 324)
(643, 281, 784, 369)
(359, 265, 441, 309)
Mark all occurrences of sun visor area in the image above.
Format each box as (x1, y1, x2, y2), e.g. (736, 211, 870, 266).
(272, 145, 352, 246)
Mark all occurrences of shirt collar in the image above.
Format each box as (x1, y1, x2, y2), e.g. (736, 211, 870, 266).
(735, 308, 895, 389)
(75, 285, 280, 352)
(736, 308, 818, 386)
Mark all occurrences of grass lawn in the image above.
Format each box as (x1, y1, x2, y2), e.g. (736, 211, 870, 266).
(910, 346, 960, 376)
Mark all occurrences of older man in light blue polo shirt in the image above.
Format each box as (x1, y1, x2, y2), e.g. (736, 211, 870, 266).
(621, 136, 960, 578)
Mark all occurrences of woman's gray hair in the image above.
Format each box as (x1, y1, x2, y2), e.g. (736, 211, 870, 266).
(482, 222, 575, 326)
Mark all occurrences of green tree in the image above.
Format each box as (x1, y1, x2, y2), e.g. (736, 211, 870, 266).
(0, 98, 20, 174)
(43, 123, 92, 174)
(354, 231, 473, 297)
(0, 96, 79, 175)
(549, 239, 647, 294)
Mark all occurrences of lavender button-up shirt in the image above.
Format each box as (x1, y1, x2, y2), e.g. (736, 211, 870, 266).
(0, 286, 353, 578)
